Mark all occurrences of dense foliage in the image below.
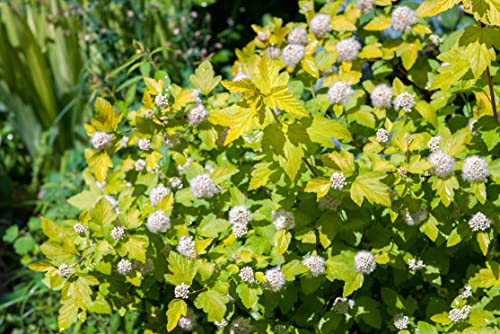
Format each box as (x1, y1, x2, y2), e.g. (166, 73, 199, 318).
(32, 0, 499, 333)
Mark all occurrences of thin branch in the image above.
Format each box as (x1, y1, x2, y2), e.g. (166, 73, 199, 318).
(485, 67, 499, 123)
(302, 157, 319, 177)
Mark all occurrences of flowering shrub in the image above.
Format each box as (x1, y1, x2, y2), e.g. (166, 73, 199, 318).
(31, 0, 500, 332)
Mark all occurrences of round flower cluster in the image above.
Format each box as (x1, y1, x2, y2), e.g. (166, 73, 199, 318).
(265, 45, 281, 59)
(393, 314, 410, 330)
(135, 159, 146, 171)
(91, 131, 112, 150)
(265, 266, 286, 291)
(229, 205, 253, 238)
(302, 255, 326, 277)
(408, 258, 425, 271)
(309, 13, 332, 38)
(187, 103, 208, 126)
(354, 250, 377, 274)
(330, 172, 347, 190)
(57, 264, 73, 278)
(376, 128, 389, 144)
(177, 236, 197, 259)
(370, 84, 393, 108)
(169, 177, 183, 189)
(150, 184, 171, 206)
(356, 0, 375, 12)
(287, 27, 308, 45)
(333, 297, 355, 314)
(146, 210, 171, 233)
(144, 109, 154, 119)
(214, 319, 228, 330)
(391, 6, 418, 31)
(404, 206, 428, 226)
(393, 92, 415, 112)
(427, 136, 441, 152)
(120, 136, 128, 148)
(397, 167, 408, 177)
(462, 155, 489, 183)
(448, 305, 471, 322)
(328, 81, 354, 105)
(174, 283, 191, 299)
(429, 34, 443, 45)
(155, 93, 169, 108)
(272, 210, 295, 230)
(229, 317, 253, 334)
(318, 195, 341, 211)
(192, 88, 202, 104)
(257, 31, 268, 42)
(459, 285, 472, 299)
(335, 37, 362, 62)
(282, 44, 305, 67)
(232, 223, 248, 238)
(138, 138, 151, 151)
(111, 226, 126, 241)
(239, 266, 255, 283)
(117, 258, 132, 275)
(189, 173, 221, 199)
(73, 223, 88, 235)
(468, 212, 491, 231)
(428, 151, 455, 178)
(178, 309, 196, 331)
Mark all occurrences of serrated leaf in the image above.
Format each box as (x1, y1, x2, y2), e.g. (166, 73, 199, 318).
(28, 260, 53, 272)
(420, 215, 439, 242)
(304, 177, 331, 197)
(415, 101, 437, 128)
(278, 140, 304, 182)
(323, 150, 355, 175)
(332, 16, 357, 31)
(343, 273, 364, 297)
(166, 252, 197, 285)
(282, 260, 308, 281)
(477, 232, 490, 256)
(397, 41, 422, 70)
(465, 41, 493, 79)
(249, 161, 276, 190)
(470, 262, 500, 288)
(350, 172, 391, 207)
(432, 177, 459, 207)
(58, 301, 78, 331)
(92, 97, 122, 132)
(274, 230, 292, 256)
(417, 321, 438, 334)
(88, 151, 113, 183)
(221, 78, 258, 98)
(41, 217, 65, 242)
(430, 311, 452, 325)
(447, 228, 462, 247)
(194, 289, 228, 322)
(67, 190, 100, 210)
(417, 0, 458, 17)
(167, 299, 187, 332)
(267, 88, 308, 117)
(364, 15, 391, 31)
(307, 116, 351, 147)
(144, 77, 164, 95)
(190, 61, 221, 95)
(236, 283, 262, 309)
(211, 166, 238, 184)
(301, 55, 319, 78)
(122, 235, 149, 263)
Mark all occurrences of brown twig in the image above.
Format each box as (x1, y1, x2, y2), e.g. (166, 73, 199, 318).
(302, 157, 319, 177)
(485, 67, 499, 123)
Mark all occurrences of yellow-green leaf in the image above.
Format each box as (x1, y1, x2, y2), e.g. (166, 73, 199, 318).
(304, 177, 331, 197)
(167, 299, 187, 332)
(350, 172, 391, 207)
(190, 61, 221, 95)
(267, 88, 308, 117)
(364, 15, 391, 31)
(477, 232, 490, 256)
(89, 151, 113, 183)
(307, 116, 351, 147)
(92, 97, 122, 132)
(194, 289, 228, 323)
(465, 41, 494, 79)
(274, 230, 292, 256)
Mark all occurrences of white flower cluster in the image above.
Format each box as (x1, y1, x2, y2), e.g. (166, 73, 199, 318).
(138, 138, 151, 151)
(232, 223, 248, 238)
(427, 136, 441, 152)
(177, 236, 197, 259)
(393, 92, 415, 113)
(120, 136, 128, 148)
(459, 285, 472, 299)
(73, 223, 88, 235)
(328, 81, 354, 105)
(309, 13, 332, 38)
(111, 226, 126, 241)
(428, 151, 455, 178)
(257, 31, 268, 42)
(370, 84, 393, 108)
(146, 210, 171, 233)
(187, 103, 208, 126)
(169, 177, 183, 189)
(192, 88, 202, 104)
(376, 128, 389, 144)
(303, 255, 326, 277)
(155, 93, 169, 108)
(229, 317, 253, 334)
(174, 283, 191, 299)
(135, 159, 146, 171)
(265, 266, 286, 291)
(318, 195, 341, 211)
(354, 250, 377, 274)
(333, 297, 355, 314)
(468, 212, 491, 231)
(272, 210, 295, 230)
(190, 173, 221, 199)
(265, 45, 281, 59)
(150, 184, 171, 206)
(287, 27, 308, 45)
(57, 264, 73, 278)
(282, 44, 305, 67)
(356, 0, 375, 12)
(448, 305, 471, 322)
(398, 167, 408, 177)
(144, 109, 155, 119)
(214, 319, 228, 330)
(229, 205, 253, 238)
(429, 34, 443, 45)
(335, 37, 361, 62)
(117, 258, 132, 275)
(462, 155, 489, 183)
(91, 131, 113, 150)
(178, 309, 196, 331)
(239, 266, 255, 283)
(404, 206, 428, 226)
(393, 314, 410, 330)
(408, 258, 425, 271)
(391, 6, 418, 31)
(330, 172, 347, 190)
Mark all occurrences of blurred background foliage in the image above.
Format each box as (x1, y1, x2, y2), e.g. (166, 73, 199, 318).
(0, 0, 478, 332)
